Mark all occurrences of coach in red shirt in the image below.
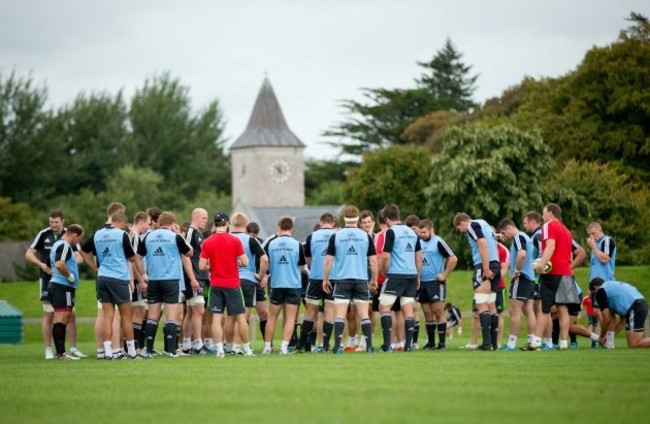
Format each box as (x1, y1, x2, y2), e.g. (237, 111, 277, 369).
(528, 203, 581, 350)
(199, 212, 254, 357)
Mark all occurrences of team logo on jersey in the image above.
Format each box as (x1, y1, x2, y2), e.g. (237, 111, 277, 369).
(278, 255, 289, 264)
(405, 242, 414, 252)
(102, 233, 110, 239)
(156, 233, 164, 239)
(320, 249, 327, 256)
(422, 258, 429, 265)
(433, 295, 439, 300)
(45, 238, 51, 243)
(346, 245, 358, 255)
(152, 247, 165, 256)
(101, 247, 111, 258)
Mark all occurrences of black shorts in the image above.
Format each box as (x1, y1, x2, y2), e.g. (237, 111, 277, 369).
(496, 288, 506, 313)
(208, 286, 245, 316)
(255, 284, 267, 302)
(306, 279, 327, 302)
(568, 293, 584, 317)
(97, 276, 131, 305)
(626, 299, 648, 332)
(382, 276, 418, 299)
(40, 273, 53, 302)
(332, 280, 370, 303)
(510, 276, 534, 302)
(472, 261, 501, 292)
(182, 279, 207, 302)
(269, 287, 301, 306)
(48, 283, 75, 311)
(240, 279, 257, 308)
(419, 281, 446, 304)
(147, 279, 182, 304)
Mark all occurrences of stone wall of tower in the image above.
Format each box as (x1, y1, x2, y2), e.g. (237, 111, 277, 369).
(231, 146, 305, 208)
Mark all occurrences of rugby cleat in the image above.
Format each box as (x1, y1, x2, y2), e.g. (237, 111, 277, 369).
(45, 349, 54, 360)
(56, 353, 80, 361)
(261, 348, 273, 355)
(143, 352, 153, 359)
(243, 349, 255, 357)
(215, 350, 225, 359)
(541, 343, 554, 351)
(380, 345, 393, 353)
(366, 347, 375, 354)
(500, 345, 516, 352)
(311, 346, 323, 354)
(435, 344, 447, 351)
(69, 348, 87, 358)
(569, 342, 578, 350)
(333, 347, 344, 355)
(477, 345, 493, 351)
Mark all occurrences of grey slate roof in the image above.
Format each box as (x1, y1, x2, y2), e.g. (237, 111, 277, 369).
(230, 78, 306, 150)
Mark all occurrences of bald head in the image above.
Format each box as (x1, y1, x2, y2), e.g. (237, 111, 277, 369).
(191, 208, 208, 230)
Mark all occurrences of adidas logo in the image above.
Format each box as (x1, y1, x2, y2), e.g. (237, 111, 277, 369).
(278, 255, 289, 264)
(405, 242, 414, 252)
(320, 250, 327, 256)
(423, 258, 429, 265)
(346, 245, 358, 255)
(45, 238, 51, 243)
(153, 247, 165, 257)
(433, 295, 439, 300)
(101, 247, 111, 257)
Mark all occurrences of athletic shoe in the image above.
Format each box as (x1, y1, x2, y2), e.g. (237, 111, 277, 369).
(176, 349, 189, 357)
(477, 345, 493, 351)
(125, 354, 143, 360)
(541, 343, 554, 351)
(569, 342, 578, 350)
(96, 352, 105, 360)
(366, 347, 375, 353)
(412, 343, 419, 350)
(500, 345, 516, 352)
(215, 351, 225, 359)
(243, 349, 255, 357)
(311, 346, 323, 354)
(461, 343, 478, 350)
(69, 348, 87, 358)
(143, 352, 153, 359)
(435, 344, 447, 351)
(344, 346, 356, 352)
(164, 351, 178, 358)
(261, 348, 272, 355)
(558, 345, 569, 351)
(404, 346, 412, 352)
(181, 348, 192, 355)
(45, 349, 54, 360)
(200, 346, 216, 355)
(422, 343, 433, 351)
(279, 350, 291, 355)
(333, 347, 344, 355)
(136, 348, 146, 356)
(592, 342, 605, 349)
(151, 349, 162, 356)
(113, 351, 124, 360)
(380, 345, 393, 353)
(56, 353, 80, 361)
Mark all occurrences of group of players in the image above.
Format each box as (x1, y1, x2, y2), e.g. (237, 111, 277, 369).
(26, 200, 650, 360)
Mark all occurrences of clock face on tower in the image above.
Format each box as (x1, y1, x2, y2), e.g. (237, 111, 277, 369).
(269, 160, 291, 183)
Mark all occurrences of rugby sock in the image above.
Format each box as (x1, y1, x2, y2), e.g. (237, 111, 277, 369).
(204, 338, 215, 350)
(544, 338, 553, 348)
(323, 321, 334, 351)
(347, 336, 356, 348)
(425, 321, 437, 347)
(559, 339, 568, 349)
(175, 324, 181, 351)
(259, 319, 267, 340)
(103, 341, 113, 358)
(334, 319, 346, 351)
(589, 333, 599, 342)
(137, 323, 146, 349)
(126, 340, 136, 357)
(405, 317, 415, 349)
(164, 322, 178, 354)
(552, 318, 560, 345)
(264, 341, 271, 351)
(144, 319, 158, 354)
(490, 314, 499, 348)
(216, 342, 224, 354)
(280, 340, 290, 353)
(298, 318, 315, 349)
(361, 318, 372, 350)
(52, 323, 66, 355)
(508, 335, 517, 349)
(437, 322, 447, 346)
(413, 321, 420, 344)
(479, 311, 491, 348)
(527, 334, 534, 344)
(243, 342, 252, 353)
(133, 323, 143, 349)
(123, 338, 128, 353)
(606, 331, 615, 347)
(193, 338, 204, 351)
(182, 337, 192, 351)
(532, 336, 541, 347)
(569, 332, 577, 344)
(308, 329, 317, 349)
(380, 313, 392, 349)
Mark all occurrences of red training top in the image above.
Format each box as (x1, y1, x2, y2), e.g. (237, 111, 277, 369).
(375, 229, 386, 285)
(541, 219, 573, 276)
(200, 232, 245, 288)
(497, 242, 510, 289)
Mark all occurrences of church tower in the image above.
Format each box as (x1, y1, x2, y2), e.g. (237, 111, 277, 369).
(230, 78, 305, 208)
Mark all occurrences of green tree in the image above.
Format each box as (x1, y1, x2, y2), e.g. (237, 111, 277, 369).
(0, 197, 43, 240)
(324, 39, 477, 156)
(129, 72, 230, 205)
(305, 158, 347, 205)
(0, 72, 67, 206)
(58, 92, 132, 193)
(105, 165, 163, 214)
(343, 145, 431, 217)
(547, 160, 650, 265)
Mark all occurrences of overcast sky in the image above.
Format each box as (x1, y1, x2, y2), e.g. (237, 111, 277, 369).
(1, 1, 646, 159)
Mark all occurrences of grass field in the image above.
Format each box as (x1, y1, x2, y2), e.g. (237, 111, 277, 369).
(1, 267, 649, 423)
